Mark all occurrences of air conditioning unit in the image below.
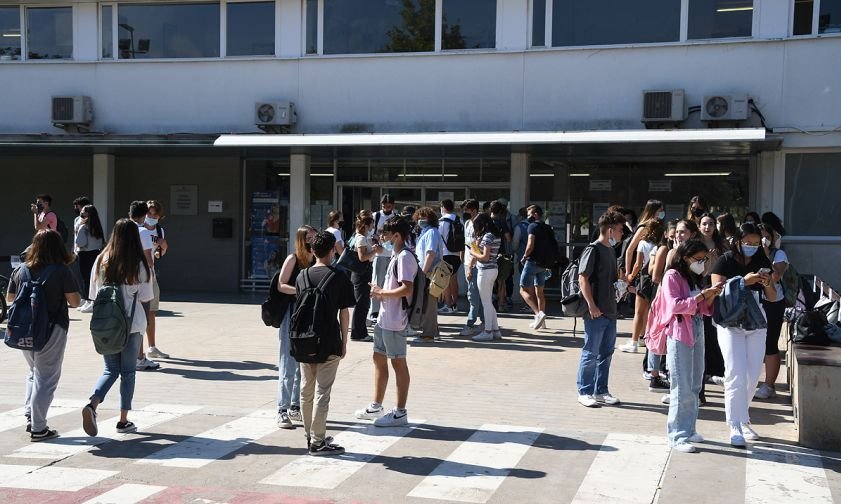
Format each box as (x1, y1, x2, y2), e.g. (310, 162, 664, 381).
(255, 102, 296, 131)
(52, 96, 93, 126)
(641, 89, 687, 123)
(701, 94, 750, 121)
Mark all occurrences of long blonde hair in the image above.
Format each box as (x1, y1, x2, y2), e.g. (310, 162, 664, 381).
(294, 225, 315, 268)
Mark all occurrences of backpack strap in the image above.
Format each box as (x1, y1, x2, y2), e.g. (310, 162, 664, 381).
(315, 268, 336, 291)
(127, 291, 139, 330)
(302, 269, 312, 291)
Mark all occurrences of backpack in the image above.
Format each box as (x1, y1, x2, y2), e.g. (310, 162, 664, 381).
(289, 268, 337, 363)
(781, 260, 802, 308)
(90, 284, 138, 355)
(530, 222, 562, 269)
(47, 211, 69, 243)
(791, 310, 831, 346)
(515, 221, 529, 255)
(391, 249, 429, 331)
(442, 216, 465, 253)
(4, 265, 61, 352)
(560, 245, 600, 318)
(261, 262, 298, 328)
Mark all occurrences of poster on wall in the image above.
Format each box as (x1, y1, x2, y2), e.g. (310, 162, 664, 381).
(251, 191, 281, 279)
(170, 185, 198, 215)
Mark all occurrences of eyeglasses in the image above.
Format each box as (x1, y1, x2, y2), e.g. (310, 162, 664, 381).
(691, 256, 709, 263)
(741, 242, 761, 247)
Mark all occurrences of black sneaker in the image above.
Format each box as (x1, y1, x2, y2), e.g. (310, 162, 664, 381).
(25, 415, 31, 433)
(116, 421, 137, 434)
(649, 376, 670, 392)
(82, 404, 98, 437)
(30, 428, 59, 442)
(308, 440, 344, 456)
(306, 435, 333, 449)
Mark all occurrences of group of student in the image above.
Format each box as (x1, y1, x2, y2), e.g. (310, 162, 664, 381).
(6, 196, 169, 441)
(574, 196, 791, 452)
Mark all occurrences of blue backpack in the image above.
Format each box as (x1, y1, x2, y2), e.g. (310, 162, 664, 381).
(4, 265, 61, 352)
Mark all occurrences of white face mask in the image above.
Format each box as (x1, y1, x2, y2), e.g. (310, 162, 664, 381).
(689, 261, 706, 275)
(762, 237, 771, 248)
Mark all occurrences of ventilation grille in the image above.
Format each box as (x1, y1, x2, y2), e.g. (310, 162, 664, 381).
(52, 97, 75, 122)
(643, 92, 673, 120)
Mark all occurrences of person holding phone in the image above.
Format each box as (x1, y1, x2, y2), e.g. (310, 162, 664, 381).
(710, 223, 776, 447)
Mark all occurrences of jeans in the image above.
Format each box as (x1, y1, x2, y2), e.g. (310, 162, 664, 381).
(465, 265, 484, 328)
(477, 267, 500, 332)
(351, 265, 373, 340)
(577, 316, 617, 396)
(717, 325, 766, 424)
(300, 355, 341, 445)
(647, 350, 662, 373)
(277, 307, 301, 411)
(667, 315, 705, 446)
(368, 256, 389, 317)
(23, 325, 68, 432)
(519, 261, 547, 288)
(91, 332, 143, 411)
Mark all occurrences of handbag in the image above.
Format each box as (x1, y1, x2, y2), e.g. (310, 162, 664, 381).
(336, 236, 367, 275)
(427, 260, 453, 299)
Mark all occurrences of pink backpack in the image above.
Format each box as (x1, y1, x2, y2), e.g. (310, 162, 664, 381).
(644, 289, 673, 356)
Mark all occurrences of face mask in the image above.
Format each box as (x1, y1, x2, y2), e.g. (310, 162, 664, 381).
(366, 229, 375, 238)
(667, 239, 675, 249)
(689, 261, 706, 275)
(693, 208, 705, 218)
(462, 213, 471, 222)
(742, 245, 759, 257)
(657, 211, 666, 220)
(145, 217, 159, 226)
(418, 220, 429, 229)
(608, 232, 618, 247)
(774, 236, 782, 249)
(762, 237, 771, 248)
(382, 241, 394, 252)
(745, 220, 754, 225)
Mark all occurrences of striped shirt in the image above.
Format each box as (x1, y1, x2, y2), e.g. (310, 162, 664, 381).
(477, 233, 501, 270)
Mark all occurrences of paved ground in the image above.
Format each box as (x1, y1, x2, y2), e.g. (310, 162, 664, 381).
(0, 293, 838, 504)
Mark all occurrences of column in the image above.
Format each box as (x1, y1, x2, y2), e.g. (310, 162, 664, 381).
(289, 152, 311, 253)
(92, 153, 116, 236)
(510, 151, 529, 211)
(278, 0, 303, 58)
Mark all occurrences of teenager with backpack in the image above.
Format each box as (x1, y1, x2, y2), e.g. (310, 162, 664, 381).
(127, 201, 159, 371)
(82, 218, 154, 437)
(413, 207, 444, 342)
(519, 205, 556, 331)
(5, 230, 81, 441)
(274, 225, 316, 429)
(31, 194, 58, 233)
(438, 199, 463, 314)
(75, 204, 105, 313)
(355, 216, 417, 426)
(368, 195, 397, 323)
(292, 231, 355, 456)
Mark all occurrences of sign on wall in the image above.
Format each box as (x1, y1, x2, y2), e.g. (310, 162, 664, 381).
(648, 180, 673, 192)
(589, 180, 612, 192)
(171, 185, 198, 215)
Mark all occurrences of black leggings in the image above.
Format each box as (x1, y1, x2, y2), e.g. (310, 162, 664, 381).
(703, 315, 725, 377)
(763, 300, 786, 356)
(350, 264, 373, 340)
(77, 250, 100, 301)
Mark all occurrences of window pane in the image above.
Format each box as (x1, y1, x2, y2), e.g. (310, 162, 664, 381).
(442, 0, 497, 50)
(305, 0, 317, 54)
(551, 0, 679, 47)
(323, 0, 434, 54)
(227, 2, 274, 56)
(793, 0, 813, 35)
(688, 0, 753, 40)
(0, 7, 21, 61)
(785, 154, 841, 236)
(102, 5, 113, 59)
(27, 7, 73, 60)
(532, 0, 545, 46)
(820, 0, 841, 33)
(118, 3, 219, 59)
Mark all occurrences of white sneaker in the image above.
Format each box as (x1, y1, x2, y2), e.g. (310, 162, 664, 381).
(578, 395, 599, 408)
(79, 301, 94, 314)
(354, 404, 385, 420)
(661, 394, 670, 405)
(146, 346, 170, 359)
(688, 433, 705, 443)
(135, 358, 160, 371)
(534, 311, 547, 329)
(711, 376, 725, 386)
(373, 408, 408, 427)
(740, 423, 760, 441)
(754, 383, 776, 399)
(287, 408, 303, 423)
(729, 423, 746, 447)
(437, 306, 454, 314)
(672, 442, 697, 453)
(618, 342, 638, 353)
(594, 393, 620, 405)
(459, 326, 481, 336)
(472, 331, 494, 342)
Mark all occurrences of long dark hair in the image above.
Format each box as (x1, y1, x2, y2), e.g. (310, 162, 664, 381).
(98, 218, 151, 285)
(733, 222, 762, 261)
(699, 212, 727, 251)
(669, 239, 709, 290)
(82, 204, 104, 240)
(472, 213, 500, 238)
(25, 230, 74, 269)
(717, 213, 739, 240)
(761, 211, 786, 237)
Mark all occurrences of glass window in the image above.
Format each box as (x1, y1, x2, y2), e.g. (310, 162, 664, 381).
(482, 158, 510, 182)
(227, 1, 273, 56)
(532, 0, 545, 46)
(785, 154, 841, 236)
(444, 158, 481, 182)
(442, 0, 497, 50)
(820, 0, 841, 33)
(244, 160, 291, 281)
(370, 159, 405, 182)
(27, 7, 73, 60)
(305, 0, 317, 54)
(0, 7, 21, 61)
(118, 3, 219, 59)
(102, 5, 113, 59)
(793, 0, 813, 36)
(323, 0, 434, 54)
(551, 0, 679, 47)
(688, 0, 753, 40)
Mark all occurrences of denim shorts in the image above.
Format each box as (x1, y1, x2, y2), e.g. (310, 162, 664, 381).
(520, 260, 547, 288)
(373, 325, 408, 359)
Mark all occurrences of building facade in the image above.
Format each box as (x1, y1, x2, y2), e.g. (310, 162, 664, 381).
(1, 0, 840, 292)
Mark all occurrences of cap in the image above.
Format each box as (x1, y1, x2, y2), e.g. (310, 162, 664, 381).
(381, 194, 395, 204)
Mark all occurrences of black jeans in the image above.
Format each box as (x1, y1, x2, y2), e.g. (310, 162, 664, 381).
(78, 250, 101, 301)
(350, 264, 373, 340)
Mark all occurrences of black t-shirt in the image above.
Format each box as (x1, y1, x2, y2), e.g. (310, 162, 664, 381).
(526, 222, 555, 264)
(7, 265, 77, 330)
(295, 265, 356, 358)
(710, 251, 773, 292)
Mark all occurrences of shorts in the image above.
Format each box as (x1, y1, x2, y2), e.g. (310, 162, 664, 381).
(520, 260, 547, 288)
(150, 275, 161, 312)
(443, 255, 462, 277)
(373, 325, 408, 359)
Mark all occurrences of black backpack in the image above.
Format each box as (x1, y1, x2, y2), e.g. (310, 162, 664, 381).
(791, 310, 831, 346)
(530, 222, 562, 269)
(560, 245, 600, 318)
(261, 262, 298, 328)
(47, 212, 69, 243)
(442, 216, 465, 253)
(289, 268, 337, 363)
(391, 250, 428, 331)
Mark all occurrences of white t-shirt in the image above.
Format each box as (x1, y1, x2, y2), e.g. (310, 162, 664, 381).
(373, 210, 395, 258)
(137, 224, 154, 252)
(439, 212, 459, 256)
(326, 226, 344, 248)
(769, 249, 789, 302)
(637, 240, 657, 270)
(145, 224, 166, 265)
(90, 260, 154, 335)
(377, 249, 418, 331)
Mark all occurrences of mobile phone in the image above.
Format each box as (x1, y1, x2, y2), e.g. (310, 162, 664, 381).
(758, 268, 771, 274)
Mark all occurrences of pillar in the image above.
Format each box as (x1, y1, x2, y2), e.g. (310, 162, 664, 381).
(92, 153, 116, 236)
(289, 152, 311, 253)
(510, 152, 529, 211)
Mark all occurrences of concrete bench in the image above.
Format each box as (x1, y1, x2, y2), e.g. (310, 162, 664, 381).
(791, 342, 841, 451)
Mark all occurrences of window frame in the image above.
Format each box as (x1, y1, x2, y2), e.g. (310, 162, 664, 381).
(100, 3, 116, 60)
(223, 0, 277, 58)
(790, 0, 841, 37)
(21, 4, 75, 62)
(0, 5, 24, 61)
(782, 149, 841, 241)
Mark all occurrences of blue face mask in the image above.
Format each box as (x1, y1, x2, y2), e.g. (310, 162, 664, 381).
(657, 211, 666, 220)
(742, 245, 759, 257)
(418, 220, 429, 230)
(382, 241, 394, 252)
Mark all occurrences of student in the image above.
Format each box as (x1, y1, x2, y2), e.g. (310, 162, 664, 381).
(622, 200, 665, 350)
(699, 213, 728, 391)
(356, 217, 417, 426)
(686, 196, 708, 225)
(275, 225, 315, 429)
(754, 223, 788, 400)
(743, 212, 761, 226)
(519, 205, 552, 330)
(717, 213, 739, 246)
(469, 214, 503, 342)
(82, 219, 154, 437)
(296, 231, 355, 456)
(438, 199, 462, 314)
(74, 204, 105, 313)
(459, 199, 484, 336)
(577, 211, 626, 407)
(6, 230, 81, 441)
(128, 201, 159, 371)
(31, 194, 58, 233)
(413, 207, 443, 342)
(350, 214, 381, 341)
(489, 201, 513, 312)
(620, 219, 665, 353)
(710, 223, 776, 447)
(368, 195, 396, 322)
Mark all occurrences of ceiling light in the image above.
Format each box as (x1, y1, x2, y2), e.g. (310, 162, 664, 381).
(2, 33, 21, 37)
(529, 173, 554, 177)
(716, 7, 754, 12)
(569, 173, 590, 177)
(277, 173, 290, 176)
(398, 173, 458, 178)
(311, 173, 334, 177)
(664, 172, 732, 177)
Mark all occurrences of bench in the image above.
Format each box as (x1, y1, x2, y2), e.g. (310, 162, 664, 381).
(790, 343, 841, 451)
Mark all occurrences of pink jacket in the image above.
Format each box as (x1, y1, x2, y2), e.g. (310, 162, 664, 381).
(658, 269, 712, 347)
